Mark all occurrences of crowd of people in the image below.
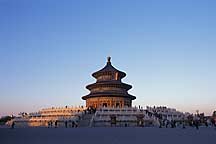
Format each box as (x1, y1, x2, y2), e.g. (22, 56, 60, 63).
(84, 106, 96, 114)
(47, 120, 78, 128)
(157, 115, 216, 130)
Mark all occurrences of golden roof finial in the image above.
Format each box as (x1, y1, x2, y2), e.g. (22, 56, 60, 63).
(107, 56, 111, 63)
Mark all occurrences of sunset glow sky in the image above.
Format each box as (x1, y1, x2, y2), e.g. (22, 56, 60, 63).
(0, 0, 216, 116)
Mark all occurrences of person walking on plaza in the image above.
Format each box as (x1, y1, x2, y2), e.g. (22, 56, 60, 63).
(65, 121, 68, 128)
(55, 121, 58, 128)
(11, 121, 15, 129)
(194, 120, 199, 130)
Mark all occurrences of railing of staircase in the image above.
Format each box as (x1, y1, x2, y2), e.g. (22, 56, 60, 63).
(89, 111, 98, 127)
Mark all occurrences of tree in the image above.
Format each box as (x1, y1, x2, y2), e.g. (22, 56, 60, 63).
(0, 116, 14, 125)
(212, 111, 216, 117)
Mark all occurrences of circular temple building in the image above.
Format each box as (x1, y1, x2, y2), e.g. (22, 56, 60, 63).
(82, 57, 136, 108)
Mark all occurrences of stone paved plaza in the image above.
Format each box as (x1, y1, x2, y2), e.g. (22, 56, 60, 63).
(0, 127, 215, 144)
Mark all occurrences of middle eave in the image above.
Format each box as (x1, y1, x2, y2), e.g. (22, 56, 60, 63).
(86, 81, 132, 91)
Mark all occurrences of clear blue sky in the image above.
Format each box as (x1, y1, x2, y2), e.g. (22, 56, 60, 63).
(0, 0, 216, 116)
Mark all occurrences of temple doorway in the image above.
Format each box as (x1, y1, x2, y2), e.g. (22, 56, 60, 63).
(103, 103, 107, 107)
(116, 103, 120, 108)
